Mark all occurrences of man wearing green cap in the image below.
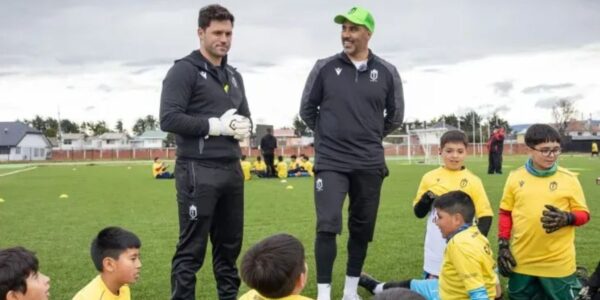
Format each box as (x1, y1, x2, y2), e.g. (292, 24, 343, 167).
(300, 6, 404, 300)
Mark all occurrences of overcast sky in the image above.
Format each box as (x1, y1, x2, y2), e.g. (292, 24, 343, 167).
(2, 0, 600, 132)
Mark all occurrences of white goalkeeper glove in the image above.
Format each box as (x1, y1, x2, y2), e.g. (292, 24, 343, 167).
(208, 109, 251, 137)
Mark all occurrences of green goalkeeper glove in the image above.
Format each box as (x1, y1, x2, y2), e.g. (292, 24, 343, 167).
(541, 204, 574, 233)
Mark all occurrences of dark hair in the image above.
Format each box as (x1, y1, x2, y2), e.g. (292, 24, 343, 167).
(256, 156, 262, 161)
(525, 124, 561, 148)
(0, 247, 39, 298)
(198, 4, 234, 29)
(153, 157, 159, 162)
(278, 156, 283, 161)
(440, 130, 468, 148)
(374, 288, 426, 300)
(241, 234, 305, 298)
(291, 155, 297, 159)
(433, 191, 475, 223)
(241, 155, 247, 160)
(301, 154, 309, 160)
(91, 227, 141, 272)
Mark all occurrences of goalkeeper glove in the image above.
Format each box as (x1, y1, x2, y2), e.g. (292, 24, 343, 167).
(208, 109, 251, 137)
(541, 204, 574, 233)
(497, 238, 517, 277)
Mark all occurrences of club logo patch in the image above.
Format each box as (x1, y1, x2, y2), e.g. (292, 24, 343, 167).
(519, 180, 525, 187)
(189, 204, 198, 220)
(549, 181, 558, 191)
(335, 67, 342, 75)
(370, 69, 378, 82)
(316, 178, 323, 192)
(199, 71, 207, 79)
(460, 178, 468, 188)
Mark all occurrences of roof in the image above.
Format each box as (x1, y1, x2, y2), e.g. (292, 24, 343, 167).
(62, 133, 85, 140)
(98, 132, 130, 140)
(0, 121, 44, 147)
(136, 130, 168, 140)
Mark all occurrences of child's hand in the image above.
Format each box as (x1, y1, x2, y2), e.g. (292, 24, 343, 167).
(541, 205, 573, 233)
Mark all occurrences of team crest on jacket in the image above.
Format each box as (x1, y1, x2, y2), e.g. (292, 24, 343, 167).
(199, 71, 207, 79)
(189, 204, 198, 220)
(335, 67, 342, 75)
(370, 69, 378, 82)
(460, 178, 468, 188)
(549, 181, 558, 191)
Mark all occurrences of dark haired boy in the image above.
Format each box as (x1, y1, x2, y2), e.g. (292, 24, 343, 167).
(498, 123, 590, 299)
(239, 234, 312, 300)
(0, 247, 50, 300)
(413, 130, 492, 278)
(72, 227, 141, 300)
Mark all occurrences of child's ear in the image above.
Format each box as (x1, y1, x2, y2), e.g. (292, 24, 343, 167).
(6, 290, 20, 300)
(103, 257, 117, 272)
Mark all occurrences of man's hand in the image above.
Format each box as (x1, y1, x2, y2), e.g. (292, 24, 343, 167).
(208, 109, 251, 137)
(541, 205, 574, 233)
(497, 238, 517, 277)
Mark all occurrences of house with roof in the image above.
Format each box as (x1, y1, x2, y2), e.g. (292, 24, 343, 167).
(97, 132, 131, 149)
(0, 121, 51, 161)
(131, 130, 168, 148)
(60, 133, 86, 149)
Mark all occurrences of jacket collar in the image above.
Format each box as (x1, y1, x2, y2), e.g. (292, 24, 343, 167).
(338, 49, 375, 67)
(184, 50, 229, 71)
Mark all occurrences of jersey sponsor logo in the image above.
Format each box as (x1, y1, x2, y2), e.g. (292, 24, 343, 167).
(335, 67, 342, 75)
(460, 178, 468, 188)
(370, 69, 379, 82)
(189, 204, 198, 220)
(519, 180, 525, 187)
(199, 71, 207, 79)
(549, 181, 558, 191)
(316, 178, 324, 192)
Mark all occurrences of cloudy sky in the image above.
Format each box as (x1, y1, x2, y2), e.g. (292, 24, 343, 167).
(2, 0, 600, 132)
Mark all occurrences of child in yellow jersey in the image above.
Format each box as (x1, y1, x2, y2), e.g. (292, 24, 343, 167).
(497, 124, 590, 300)
(435, 191, 497, 300)
(414, 130, 493, 278)
(592, 141, 598, 157)
(239, 234, 312, 300)
(276, 156, 288, 179)
(152, 157, 174, 179)
(240, 155, 252, 181)
(73, 227, 142, 300)
(252, 156, 267, 177)
(301, 154, 314, 177)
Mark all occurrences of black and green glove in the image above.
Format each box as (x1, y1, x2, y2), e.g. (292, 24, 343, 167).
(413, 191, 437, 218)
(541, 204, 574, 233)
(498, 238, 517, 277)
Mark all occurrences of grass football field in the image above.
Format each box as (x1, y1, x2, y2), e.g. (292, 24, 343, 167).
(0, 155, 598, 299)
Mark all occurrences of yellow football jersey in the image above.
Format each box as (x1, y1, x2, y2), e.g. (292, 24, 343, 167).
(72, 275, 131, 300)
(276, 161, 288, 178)
(152, 162, 165, 177)
(253, 160, 267, 172)
(241, 161, 252, 181)
(499, 166, 589, 277)
(592, 142, 598, 152)
(439, 226, 497, 300)
(238, 289, 313, 300)
(303, 161, 314, 176)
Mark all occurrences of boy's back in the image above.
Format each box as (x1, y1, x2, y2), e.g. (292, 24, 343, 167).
(239, 289, 313, 300)
(439, 225, 497, 300)
(415, 167, 492, 276)
(73, 275, 131, 300)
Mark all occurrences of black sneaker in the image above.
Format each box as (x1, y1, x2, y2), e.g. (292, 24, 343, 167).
(359, 272, 381, 295)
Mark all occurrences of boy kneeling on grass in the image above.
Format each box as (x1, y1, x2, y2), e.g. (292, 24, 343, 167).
(239, 233, 312, 300)
(0, 247, 50, 300)
(361, 191, 500, 300)
(73, 227, 141, 300)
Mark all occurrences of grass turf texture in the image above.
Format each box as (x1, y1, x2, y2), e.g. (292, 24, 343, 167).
(0, 155, 598, 299)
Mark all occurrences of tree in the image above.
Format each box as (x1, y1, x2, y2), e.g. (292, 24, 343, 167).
(60, 119, 80, 134)
(292, 114, 310, 137)
(115, 120, 124, 133)
(551, 98, 576, 137)
(132, 118, 146, 136)
(144, 115, 158, 131)
(87, 121, 110, 136)
(460, 111, 483, 142)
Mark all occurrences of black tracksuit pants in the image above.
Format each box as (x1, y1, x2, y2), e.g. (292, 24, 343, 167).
(488, 151, 503, 174)
(171, 159, 244, 300)
(263, 153, 275, 177)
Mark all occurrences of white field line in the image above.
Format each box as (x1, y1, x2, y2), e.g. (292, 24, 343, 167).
(0, 166, 38, 177)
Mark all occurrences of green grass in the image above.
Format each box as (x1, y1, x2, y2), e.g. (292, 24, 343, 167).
(0, 155, 598, 299)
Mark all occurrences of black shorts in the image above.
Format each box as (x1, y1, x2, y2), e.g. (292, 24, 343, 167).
(314, 167, 387, 241)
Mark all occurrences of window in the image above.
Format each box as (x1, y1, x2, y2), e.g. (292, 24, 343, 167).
(64, 139, 72, 145)
(15, 147, 21, 154)
(0, 146, 9, 155)
(34, 148, 39, 157)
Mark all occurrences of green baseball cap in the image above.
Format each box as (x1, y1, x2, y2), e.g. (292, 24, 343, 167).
(334, 6, 375, 33)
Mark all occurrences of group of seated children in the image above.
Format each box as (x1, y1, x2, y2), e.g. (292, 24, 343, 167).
(152, 157, 174, 179)
(241, 154, 314, 180)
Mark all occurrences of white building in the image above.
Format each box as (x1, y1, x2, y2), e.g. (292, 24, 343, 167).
(0, 121, 51, 161)
(97, 132, 130, 149)
(131, 130, 168, 148)
(60, 133, 86, 149)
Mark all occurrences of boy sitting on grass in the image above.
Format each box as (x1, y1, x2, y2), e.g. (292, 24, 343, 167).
(239, 233, 312, 300)
(0, 247, 50, 300)
(73, 227, 142, 300)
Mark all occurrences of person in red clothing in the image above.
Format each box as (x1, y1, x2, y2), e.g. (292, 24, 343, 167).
(487, 126, 505, 174)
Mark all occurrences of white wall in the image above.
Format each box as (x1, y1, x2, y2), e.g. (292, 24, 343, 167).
(6, 134, 50, 161)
